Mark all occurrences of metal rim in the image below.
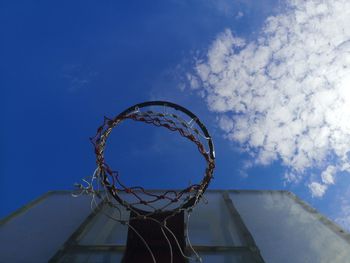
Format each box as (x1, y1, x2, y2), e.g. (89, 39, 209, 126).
(94, 101, 215, 213)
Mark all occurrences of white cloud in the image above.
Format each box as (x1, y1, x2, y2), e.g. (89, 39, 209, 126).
(186, 73, 200, 90)
(235, 11, 244, 20)
(307, 164, 338, 197)
(309, 182, 327, 198)
(321, 165, 336, 185)
(188, 0, 350, 197)
(218, 115, 234, 133)
(284, 171, 302, 185)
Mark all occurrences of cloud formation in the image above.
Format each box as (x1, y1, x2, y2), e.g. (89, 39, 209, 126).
(188, 0, 350, 197)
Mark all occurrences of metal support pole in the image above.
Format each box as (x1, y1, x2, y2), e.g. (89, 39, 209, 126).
(222, 192, 265, 263)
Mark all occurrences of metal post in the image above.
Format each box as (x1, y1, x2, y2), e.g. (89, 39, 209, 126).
(222, 191, 265, 263)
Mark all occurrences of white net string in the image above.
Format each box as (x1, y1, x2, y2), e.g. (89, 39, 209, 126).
(72, 170, 204, 263)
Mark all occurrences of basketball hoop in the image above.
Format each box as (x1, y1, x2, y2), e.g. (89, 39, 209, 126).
(75, 101, 215, 262)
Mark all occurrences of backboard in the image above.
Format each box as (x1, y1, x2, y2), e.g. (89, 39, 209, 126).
(1, 190, 350, 262)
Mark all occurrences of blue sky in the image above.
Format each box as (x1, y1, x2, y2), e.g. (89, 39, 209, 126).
(1, 0, 350, 231)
